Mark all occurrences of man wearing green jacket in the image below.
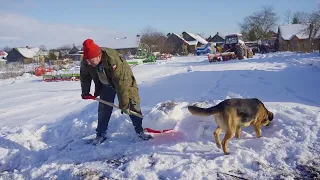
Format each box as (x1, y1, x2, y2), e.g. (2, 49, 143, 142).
(80, 38, 152, 145)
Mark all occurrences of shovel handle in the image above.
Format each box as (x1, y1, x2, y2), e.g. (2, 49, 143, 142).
(95, 98, 144, 119)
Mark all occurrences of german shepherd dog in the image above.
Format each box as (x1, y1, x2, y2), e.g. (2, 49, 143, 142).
(188, 98, 274, 155)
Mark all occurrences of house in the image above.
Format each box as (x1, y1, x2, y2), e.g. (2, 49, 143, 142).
(67, 45, 83, 61)
(165, 33, 188, 55)
(207, 32, 225, 44)
(68, 45, 83, 54)
(6, 47, 44, 63)
(278, 24, 320, 52)
(182, 32, 208, 54)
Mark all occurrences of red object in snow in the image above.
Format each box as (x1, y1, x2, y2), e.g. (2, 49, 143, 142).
(144, 128, 173, 133)
(35, 66, 45, 76)
(35, 66, 52, 76)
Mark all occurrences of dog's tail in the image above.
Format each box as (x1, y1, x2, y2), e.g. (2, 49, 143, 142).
(187, 105, 219, 116)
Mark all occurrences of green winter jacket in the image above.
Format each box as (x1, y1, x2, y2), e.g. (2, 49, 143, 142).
(80, 48, 140, 109)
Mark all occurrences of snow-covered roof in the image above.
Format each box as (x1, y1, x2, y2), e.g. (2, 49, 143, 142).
(214, 32, 225, 38)
(169, 33, 198, 45)
(184, 32, 208, 45)
(185, 40, 198, 45)
(279, 24, 319, 40)
(16, 47, 40, 58)
(75, 46, 82, 50)
(172, 33, 185, 42)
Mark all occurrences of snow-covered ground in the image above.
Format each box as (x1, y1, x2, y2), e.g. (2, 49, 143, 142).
(0, 52, 320, 179)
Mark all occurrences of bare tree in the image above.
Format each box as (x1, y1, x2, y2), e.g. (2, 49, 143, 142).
(57, 44, 72, 51)
(140, 26, 168, 52)
(292, 11, 310, 24)
(284, 9, 292, 24)
(3, 46, 12, 53)
(39, 45, 47, 51)
(239, 6, 279, 40)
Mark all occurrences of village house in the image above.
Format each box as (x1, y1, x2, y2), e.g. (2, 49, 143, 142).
(165, 33, 188, 55)
(67, 45, 83, 61)
(278, 24, 320, 52)
(6, 46, 46, 64)
(207, 32, 225, 44)
(182, 31, 208, 54)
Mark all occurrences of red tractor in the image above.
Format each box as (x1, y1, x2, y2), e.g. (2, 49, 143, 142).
(208, 33, 253, 62)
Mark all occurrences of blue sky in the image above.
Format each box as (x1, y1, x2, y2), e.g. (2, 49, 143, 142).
(0, 0, 318, 48)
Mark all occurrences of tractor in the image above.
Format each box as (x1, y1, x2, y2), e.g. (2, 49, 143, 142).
(208, 33, 253, 62)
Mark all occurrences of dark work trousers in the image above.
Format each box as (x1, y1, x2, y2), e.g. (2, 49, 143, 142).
(96, 84, 144, 135)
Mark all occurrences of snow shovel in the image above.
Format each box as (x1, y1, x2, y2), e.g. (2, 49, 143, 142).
(95, 97, 144, 119)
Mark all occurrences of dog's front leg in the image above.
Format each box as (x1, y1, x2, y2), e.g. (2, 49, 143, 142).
(254, 122, 262, 138)
(214, 126, 222, 149)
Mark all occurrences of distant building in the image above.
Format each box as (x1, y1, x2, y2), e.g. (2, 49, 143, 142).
(68, 45, 83, 61)
(278, 24, 320, 52)
(181, 32, 208, 54)
(207, 32, 225, 44)
(6, 47, 45, 63)
(165, 33, 187, 54)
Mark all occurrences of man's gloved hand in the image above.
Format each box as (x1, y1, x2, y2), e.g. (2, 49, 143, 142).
(121, 109, 132, 115)
(81, 94, 96, 100)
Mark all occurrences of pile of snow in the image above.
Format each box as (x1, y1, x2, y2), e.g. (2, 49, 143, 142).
(0, 52, 319, 179)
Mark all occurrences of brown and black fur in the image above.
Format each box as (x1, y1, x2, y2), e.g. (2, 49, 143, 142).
(188, 98, 274, 155)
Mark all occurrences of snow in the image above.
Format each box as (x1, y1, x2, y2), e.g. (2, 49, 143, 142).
(0, 52, 320, 179)
(16, 47, 40, 58)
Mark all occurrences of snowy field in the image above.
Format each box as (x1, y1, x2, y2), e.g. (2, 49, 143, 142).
(0, 52, 320, 179)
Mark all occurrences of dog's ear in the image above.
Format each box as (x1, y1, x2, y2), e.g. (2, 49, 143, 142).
(268, 111, 274, 121)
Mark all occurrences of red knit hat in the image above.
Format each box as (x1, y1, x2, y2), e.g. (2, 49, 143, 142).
(82, 39, 101, 60)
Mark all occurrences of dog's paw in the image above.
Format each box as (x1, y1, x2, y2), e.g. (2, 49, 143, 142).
(257, 135, 262, 138)
(224, 152, 230, 155)
(216, 143, 222, 149)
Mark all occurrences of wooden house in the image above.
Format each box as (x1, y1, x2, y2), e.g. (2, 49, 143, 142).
(278, 24, 319, 52)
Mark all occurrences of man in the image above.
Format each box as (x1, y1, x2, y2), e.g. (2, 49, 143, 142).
(80, 38, 152, 145)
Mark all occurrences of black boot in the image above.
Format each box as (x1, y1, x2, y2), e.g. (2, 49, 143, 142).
(92, 133, 107, 145)
(137, 131, 153, 141)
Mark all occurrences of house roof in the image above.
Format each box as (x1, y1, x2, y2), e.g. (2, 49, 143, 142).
(16, 47, 40, 58)
(170, 33, 200, 45)
(184, 32, 208, 44)
(185, 40, 198, 45)
(279, 24, 319, 40)
(172, 33, 185, 42)
(75, 46, 82, 50)
(213, 32, 225, 39)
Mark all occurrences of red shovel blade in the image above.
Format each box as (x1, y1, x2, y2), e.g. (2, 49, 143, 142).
(144, 128, 173, 133)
